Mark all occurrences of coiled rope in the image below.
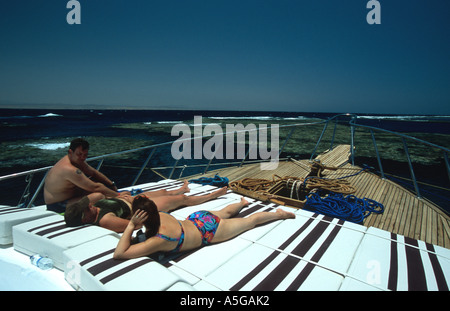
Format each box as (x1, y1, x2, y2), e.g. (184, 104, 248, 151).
(189, 174, 229, 187)
(304, 192, 384, 224)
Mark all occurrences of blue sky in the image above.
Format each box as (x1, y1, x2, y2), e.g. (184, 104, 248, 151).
(1, 0, 449, 114)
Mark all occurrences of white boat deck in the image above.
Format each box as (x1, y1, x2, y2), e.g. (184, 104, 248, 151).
(1, 179, 449, 291)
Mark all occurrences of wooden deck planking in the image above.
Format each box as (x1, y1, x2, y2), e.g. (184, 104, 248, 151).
(351, 171, 372, 199)
(361, 175, 382, 225)
(413, 199, 424, 241)
(377, 182, 393, 228)
(392, 187, 408, 234)
(421, 204, 430, 243)
(440, 214, 450, 248)
(315, 144, 351, 168)
(369, 179, 389, 228)
(378, 184, 397, 232)
(408, 196, 420, 240)
(183, 145, 450, 249)
(427, 207, 435, 245)
(436, 213, 444, 247)
(391, 185, 407, 233)
(431, 207, 438, 245)
(399, 190, 413, 236)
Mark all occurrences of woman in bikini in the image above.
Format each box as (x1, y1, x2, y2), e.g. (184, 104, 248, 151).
(65, 181, 229, 233)
(113, 195, 296, 259)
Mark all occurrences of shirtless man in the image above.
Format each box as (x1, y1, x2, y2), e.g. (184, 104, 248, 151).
(44, 138, 119, 213)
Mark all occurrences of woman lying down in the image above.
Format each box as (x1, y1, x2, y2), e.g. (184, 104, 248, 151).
(114, 195, 295, 259)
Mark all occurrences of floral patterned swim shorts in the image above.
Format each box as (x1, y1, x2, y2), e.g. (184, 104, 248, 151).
(186, 210, 221, 245)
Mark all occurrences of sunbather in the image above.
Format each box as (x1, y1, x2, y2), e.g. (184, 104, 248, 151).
(43, 138, 126, 213)
(113, 195, 296, 259)
(64, 181, 228, 233)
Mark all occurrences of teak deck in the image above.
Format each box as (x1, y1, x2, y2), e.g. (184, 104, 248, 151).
(185, 145, 450, 249)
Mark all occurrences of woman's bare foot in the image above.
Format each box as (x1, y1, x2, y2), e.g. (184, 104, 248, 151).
(275, 208, 296, 219)
(240, 197, 249, 208)
(180, 180, 190, 194)
(212, 186, 228, 198)
(232, 197, 249, 216)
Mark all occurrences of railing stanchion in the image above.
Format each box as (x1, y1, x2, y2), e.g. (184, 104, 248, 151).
(329, 119, 338, 151)
(169, 159, 179, 179)
(132, 148, 156, 186)
(17, 173, 33, 208)
(370, 130, 385, 179)
(402, 137, 421, 198)
(310, 121, 329, 160)
(444, 151, 450, 184)
(350, 116, 356, 166)
(204, 139, 223, 174)
(279, 127, 295, 156)
(26, 171, 49, 208)
(96, 159, 104, 171)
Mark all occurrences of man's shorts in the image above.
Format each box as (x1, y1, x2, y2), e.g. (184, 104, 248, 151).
(46, 200, 68, 214)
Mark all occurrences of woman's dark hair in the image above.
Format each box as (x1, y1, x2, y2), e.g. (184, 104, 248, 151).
(132, 195, 160, 239)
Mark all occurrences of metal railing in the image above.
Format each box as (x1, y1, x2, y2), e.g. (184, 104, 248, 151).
(350, 115, 450, 198)
(1, 114, 449, 208)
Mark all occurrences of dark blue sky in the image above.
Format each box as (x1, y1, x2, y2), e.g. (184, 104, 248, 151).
(1, 0, 449, 114)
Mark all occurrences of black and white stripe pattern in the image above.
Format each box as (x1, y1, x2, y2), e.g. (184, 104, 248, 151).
(163, 198, 450, 291)
(0, 206, 32, 216)
(78, 247, 153, 285)
(139, 179, 185, 192)
(346, 230, 450, 291)
(1, 206, 54, 245)
(165, 201, 279, 267)
(62, 235, 187, 290)
(26, 219, 92, 239)
(162, 201, 350, 291)
(12, 215, 117, 270)
(387, 233, 449, 291)
(230, 216, 344, 291)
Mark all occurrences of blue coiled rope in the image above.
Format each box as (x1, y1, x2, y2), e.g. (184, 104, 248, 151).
(118, 188, 143, 196)
(304, 192, 384, 224)
(189, 174, 229, 188)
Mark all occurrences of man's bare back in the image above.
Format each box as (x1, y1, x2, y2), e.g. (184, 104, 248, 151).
(44, 139, 119, 210)
(44, 155, 90, 204)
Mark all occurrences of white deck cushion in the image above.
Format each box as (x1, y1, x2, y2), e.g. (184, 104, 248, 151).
(63, 235, 194, 291)
(346, 230, 450, 291)
(0, 206, 55, 245)
(12, 214, 119, 270)
(201, 209, 366, 291)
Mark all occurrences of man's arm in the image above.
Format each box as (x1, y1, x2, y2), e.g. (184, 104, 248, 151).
(68, 167, 118, 198)
(80, 163, 118, 191)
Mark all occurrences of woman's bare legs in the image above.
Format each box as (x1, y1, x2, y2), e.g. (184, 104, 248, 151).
(152, 186, 228, 212)
(212, 204, 295, 244)
(142, 180, 190, 199)
(212, 197, 249, 219)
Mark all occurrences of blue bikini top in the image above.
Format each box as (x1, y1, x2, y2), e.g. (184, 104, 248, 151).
(155, 212, 185, 253)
